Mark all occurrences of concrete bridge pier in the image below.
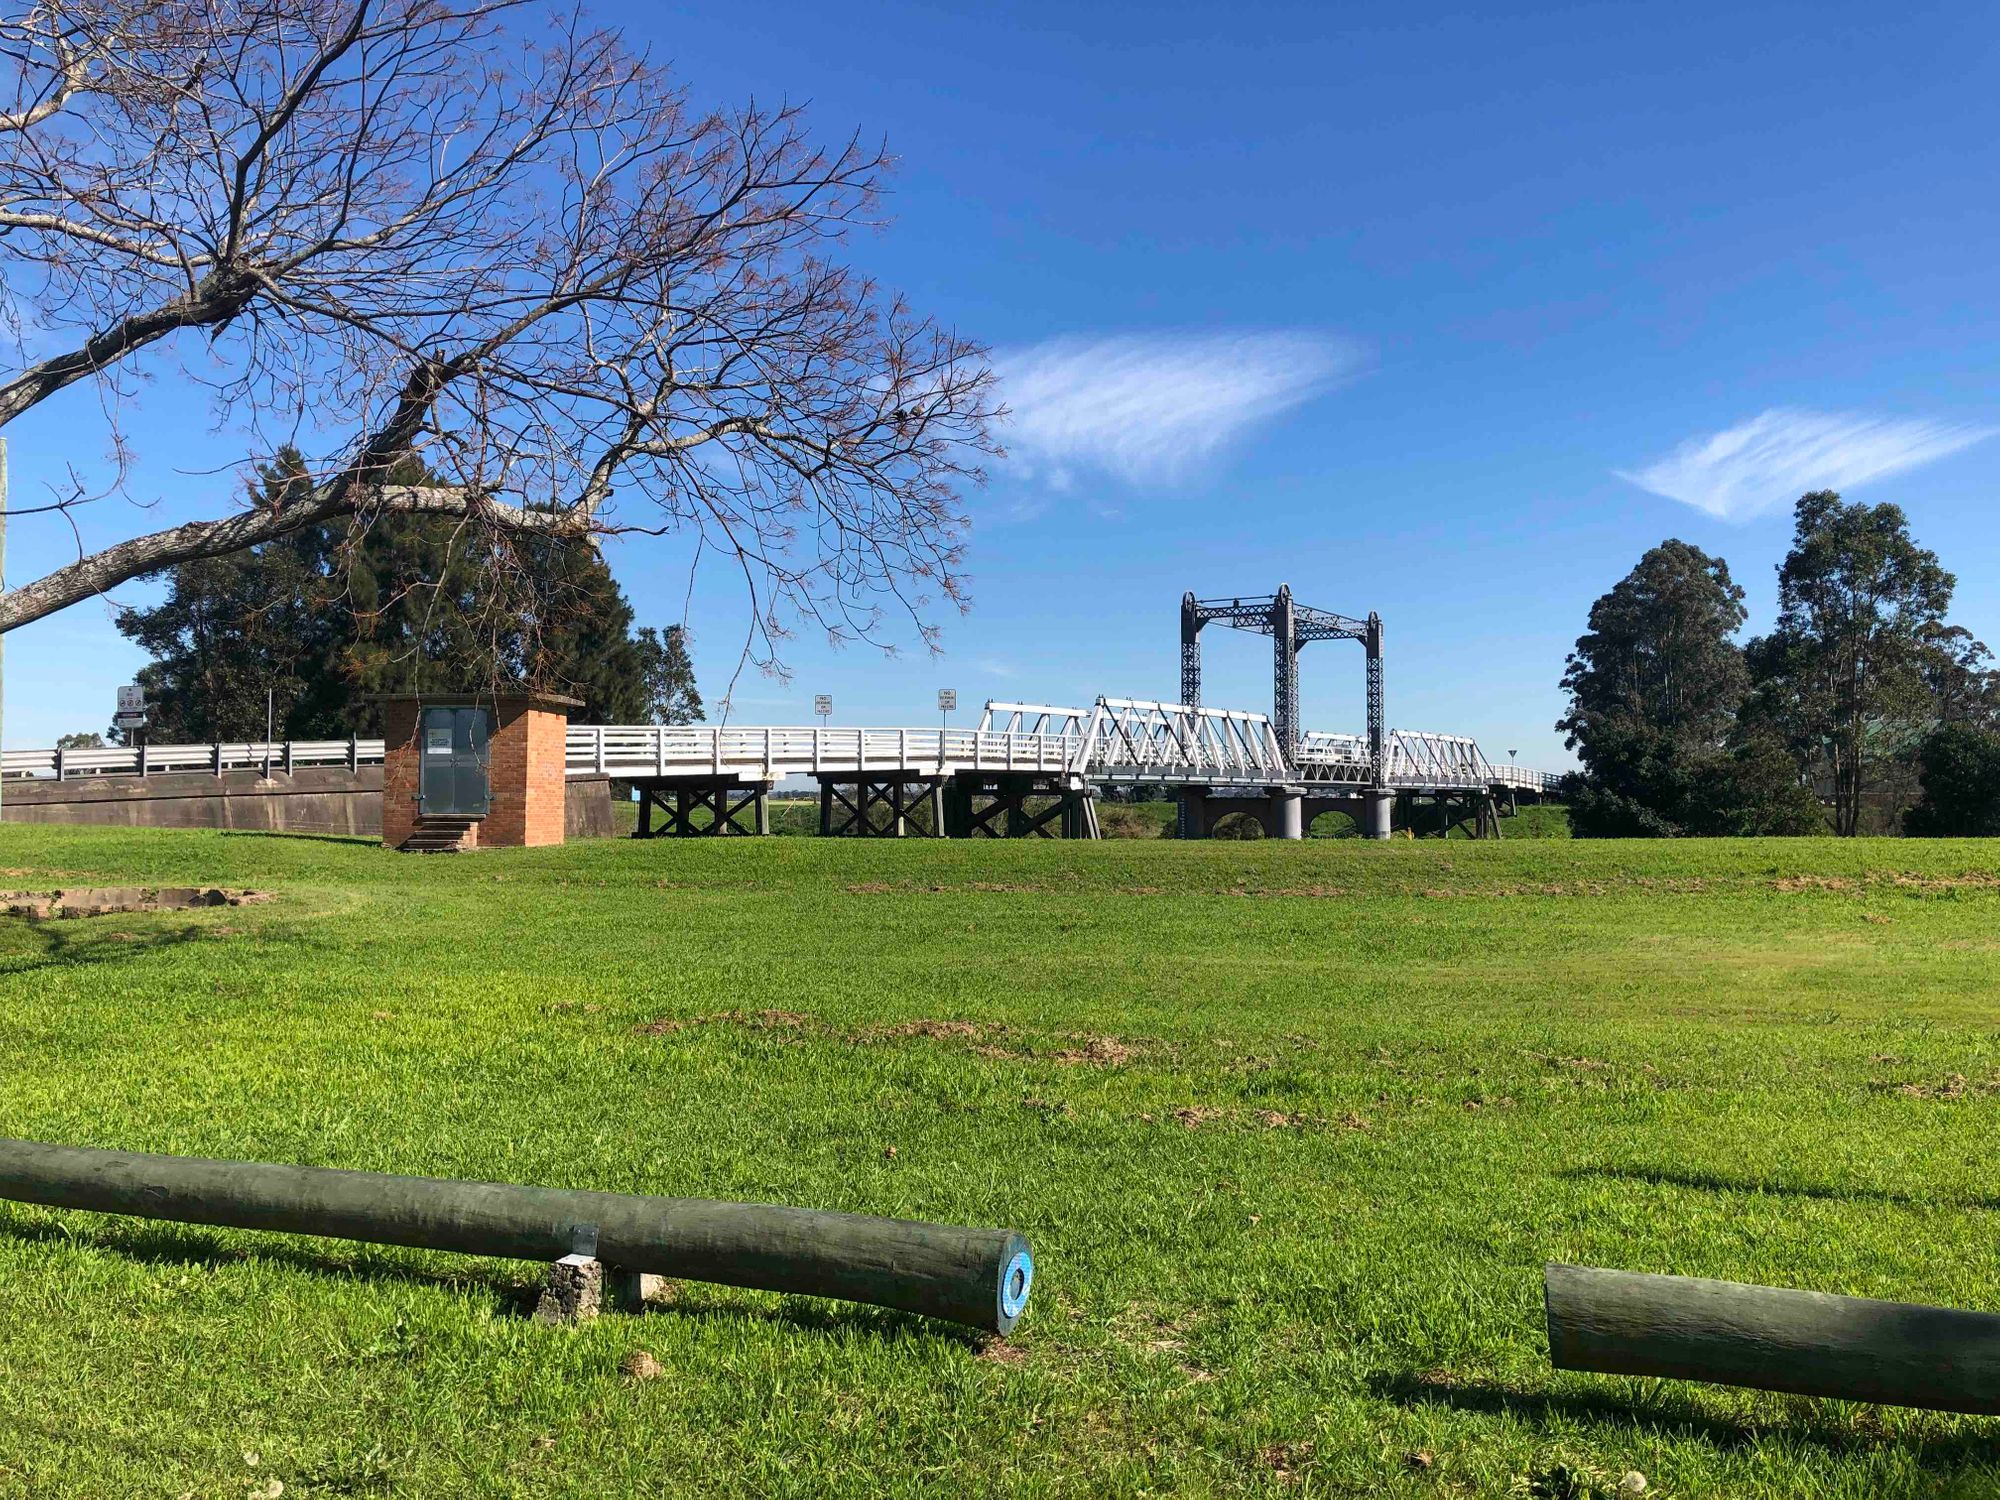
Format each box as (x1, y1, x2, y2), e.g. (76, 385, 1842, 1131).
(1365, 789, 1394, 840)
(1175, 786, 1210, 839)
(1175, 788, 1204, 841)
(1268, 787, 1305, 840)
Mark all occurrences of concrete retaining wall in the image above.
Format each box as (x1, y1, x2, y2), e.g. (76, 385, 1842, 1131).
(1, 767, 385, 835)
(564, 775, 617, 840)
(3, 768, 621, 841)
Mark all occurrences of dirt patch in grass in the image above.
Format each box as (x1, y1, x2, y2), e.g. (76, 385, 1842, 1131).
(867, 1018, 997, 1041)
(844, 880, 1054, 896)
(1873, 1071, 2000, 1100)
(1774, 872, 2000, 895)
(1889, 872, 2000, 891)
(1, 886, 270, 919)
(1047, 1036, 1141, 1067)
(1259, 1440, 1314, 1482)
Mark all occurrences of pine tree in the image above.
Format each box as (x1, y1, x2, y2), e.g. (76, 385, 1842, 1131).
(116, 449, 694, 739)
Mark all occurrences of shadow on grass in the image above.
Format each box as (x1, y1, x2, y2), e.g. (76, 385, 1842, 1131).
(0, 1211, 978, 1347)
(1370, 1371, 2000, 1461)
(1565, 1163, 2000, 1213)
(0, 918, 217, 978)
(215, 830, 376, 847)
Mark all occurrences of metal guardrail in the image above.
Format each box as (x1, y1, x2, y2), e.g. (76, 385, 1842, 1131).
(1, 739, 385, 781)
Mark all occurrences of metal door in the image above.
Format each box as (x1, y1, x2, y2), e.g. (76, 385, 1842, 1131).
(418, 706, 491, 816)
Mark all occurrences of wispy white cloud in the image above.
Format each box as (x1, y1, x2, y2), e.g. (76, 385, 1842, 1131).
(1617, 409, 1995, 522)
(974, 657, 1019, 679)
(994, 330, 1364, 491)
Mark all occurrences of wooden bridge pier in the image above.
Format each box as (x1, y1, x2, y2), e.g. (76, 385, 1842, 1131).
(816, 774, 945, 837)
(1404, 790, 1505, 839)
(944, 773, 1100, 839)
(632, 776, 770, 837)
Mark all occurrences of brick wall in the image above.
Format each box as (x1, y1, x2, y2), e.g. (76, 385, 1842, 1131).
(460, 697, 570, 847)
(380, 693, 573, 850)
(381, 699, 421, 849)
(522, 706, 568, 846)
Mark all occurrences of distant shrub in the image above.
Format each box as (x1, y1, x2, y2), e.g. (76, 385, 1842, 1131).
(1905, 725, 2000, 836)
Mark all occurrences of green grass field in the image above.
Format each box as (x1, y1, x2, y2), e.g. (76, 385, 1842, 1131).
(3, 825, 1999, 1497)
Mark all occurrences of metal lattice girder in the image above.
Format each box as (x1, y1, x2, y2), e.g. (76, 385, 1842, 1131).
(1177, 584, 1380, 764)
(1074, 698, 1290, 784)
(1181, 594, 1366, 639)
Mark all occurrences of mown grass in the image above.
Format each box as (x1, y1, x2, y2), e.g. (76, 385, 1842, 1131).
(1, 825, 1997, 1497)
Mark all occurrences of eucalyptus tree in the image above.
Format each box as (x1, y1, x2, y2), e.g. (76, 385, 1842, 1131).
(1558, 539, 1761, 836)
(1746, 492, 1958, 836)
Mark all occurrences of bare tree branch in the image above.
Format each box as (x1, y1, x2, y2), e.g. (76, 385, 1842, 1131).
(0, 0, 997, 664)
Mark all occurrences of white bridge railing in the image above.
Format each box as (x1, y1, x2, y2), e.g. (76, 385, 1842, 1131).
(2, 738, 384, 781)
(4, 702, 1561, 794)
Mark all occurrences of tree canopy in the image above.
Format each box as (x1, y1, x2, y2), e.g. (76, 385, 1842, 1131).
(116, 450, 699, 741)
(1904, 725, 2000, 837)
(1558, 540, 1817, 836)
(1745, 491, 1965, 836)
(1559, 496, 1999, 837)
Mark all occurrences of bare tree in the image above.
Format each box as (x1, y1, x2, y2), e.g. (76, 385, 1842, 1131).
(0, 0, 996, 671)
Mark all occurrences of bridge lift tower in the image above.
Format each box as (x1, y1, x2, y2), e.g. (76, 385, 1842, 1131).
(1178, 585, 1388, 838)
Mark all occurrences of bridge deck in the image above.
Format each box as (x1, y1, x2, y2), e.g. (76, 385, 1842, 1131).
(3, 700, 1559, 795)
(568, 698, 1559, 794)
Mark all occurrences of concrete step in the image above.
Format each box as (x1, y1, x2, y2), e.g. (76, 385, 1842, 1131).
(398, 814, 482, 854)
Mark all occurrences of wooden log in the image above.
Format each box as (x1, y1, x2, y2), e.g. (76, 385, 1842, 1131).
(1544, 1263, 2000, 1414)
(0, 1138, 1034, 1334)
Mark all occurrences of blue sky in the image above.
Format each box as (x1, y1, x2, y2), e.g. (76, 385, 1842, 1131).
(5, 0, 1997, 767)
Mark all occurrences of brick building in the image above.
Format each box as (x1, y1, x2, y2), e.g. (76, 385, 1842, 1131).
(379, 690, 582, 851)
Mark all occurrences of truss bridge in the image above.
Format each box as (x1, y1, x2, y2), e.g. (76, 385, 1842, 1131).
(5, 586, 1561, 843)
(565, 693, 1556, 841)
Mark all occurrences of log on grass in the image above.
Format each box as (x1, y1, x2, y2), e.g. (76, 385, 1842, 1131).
(1544, 1263, 2000, 1414)
(0, 1137, 1034, 1334)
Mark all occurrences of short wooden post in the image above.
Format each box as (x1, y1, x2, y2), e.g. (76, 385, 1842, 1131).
(534, 1253, 605, 1324)
(1546, 1263, 2000, 1415)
